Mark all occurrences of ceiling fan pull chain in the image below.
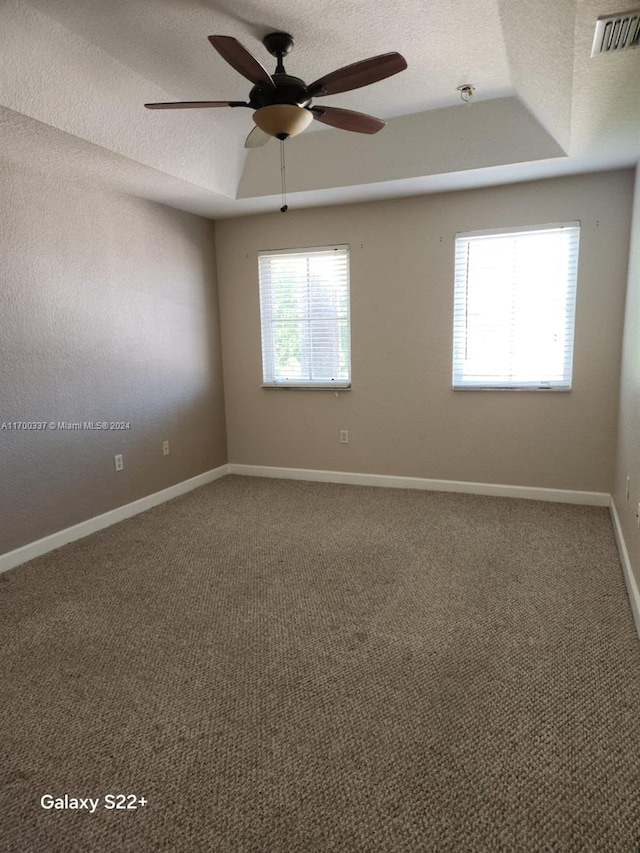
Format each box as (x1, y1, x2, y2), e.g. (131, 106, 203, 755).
(280, 139, 288, 212)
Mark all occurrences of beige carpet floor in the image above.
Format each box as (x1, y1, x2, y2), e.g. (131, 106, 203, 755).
(2, 475, 640, 852)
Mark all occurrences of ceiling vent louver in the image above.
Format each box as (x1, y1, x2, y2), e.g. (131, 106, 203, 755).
(591, 9, 640, 55)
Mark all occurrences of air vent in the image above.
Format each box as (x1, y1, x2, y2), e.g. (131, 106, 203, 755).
(591, 9, 640, 56)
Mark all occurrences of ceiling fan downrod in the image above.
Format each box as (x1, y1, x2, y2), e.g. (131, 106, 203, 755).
(263, 31, 295, 75)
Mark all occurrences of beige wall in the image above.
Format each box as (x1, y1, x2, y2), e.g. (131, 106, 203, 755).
(216, 171, 633, 492)
(613, 165, 640, 583)
(0, 161, 226, 555)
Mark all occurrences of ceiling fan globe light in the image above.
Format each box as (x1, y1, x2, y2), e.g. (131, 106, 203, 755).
(253, 104, 313, 138)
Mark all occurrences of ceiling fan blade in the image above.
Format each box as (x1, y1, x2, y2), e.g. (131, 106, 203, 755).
(312, 106, 385, 134)
(244, 126, 271, 148)
(208, 35, 275, 90)
(145, 100, 249, 109)
(308, 52, 407, 97)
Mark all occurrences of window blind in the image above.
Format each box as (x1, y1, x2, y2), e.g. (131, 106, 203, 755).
(452, 223, 580, 390)
(258, 245, 351, 388)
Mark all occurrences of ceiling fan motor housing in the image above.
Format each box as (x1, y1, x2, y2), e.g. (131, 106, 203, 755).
(249, 75, 311, 109)
(249, 70, 312, 140)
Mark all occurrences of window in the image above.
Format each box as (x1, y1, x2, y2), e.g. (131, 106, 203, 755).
(258, 245, 351, 388)
(452, 222, 580, 390)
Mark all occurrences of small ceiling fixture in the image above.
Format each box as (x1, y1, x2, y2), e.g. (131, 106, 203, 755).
(457, 84, 475, 103)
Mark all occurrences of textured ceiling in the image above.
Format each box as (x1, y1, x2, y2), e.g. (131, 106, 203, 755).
(0, 0, 638, 217)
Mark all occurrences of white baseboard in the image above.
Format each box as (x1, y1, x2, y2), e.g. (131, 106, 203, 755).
(0, 464, 229, 575)
(228, 464, 610, 506)
(609, 497, 640, 641)
(2, 462, 614, 578)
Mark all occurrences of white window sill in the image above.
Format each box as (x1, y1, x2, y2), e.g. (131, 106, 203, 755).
(261, 384, 351, 391)
(452, 386, 571, 392)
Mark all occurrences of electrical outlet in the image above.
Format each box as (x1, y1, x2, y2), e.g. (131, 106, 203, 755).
(163, 440, 170, 456)
(627, 476, 631, 500)
(114, 454, 123, 472)
(340, 429, 349, 444)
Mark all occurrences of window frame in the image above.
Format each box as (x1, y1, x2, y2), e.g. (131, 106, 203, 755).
(452, 221, 580, 392)
(258, 244, 351, 390)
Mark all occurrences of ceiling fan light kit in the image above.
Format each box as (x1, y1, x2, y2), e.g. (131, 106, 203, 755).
(145, 31, 408, 209)
(253, 104, 313, 139)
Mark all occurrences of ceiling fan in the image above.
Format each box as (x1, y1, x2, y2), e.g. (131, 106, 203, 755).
(145, 32, 407, 148)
